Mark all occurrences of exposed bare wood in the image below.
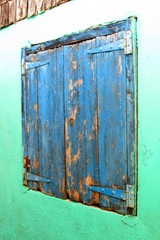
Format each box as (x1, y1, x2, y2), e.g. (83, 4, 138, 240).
(45, 0, 52, 10)
(57, 0, 69, 6)
(0, 2, 9, 28)
(0, 0, 8, 5)
(28, 0, 36, 17)
(0, 0, 70, 28)
(17, 0, 27, 21)
(9, 0, 16, 25)
(36, 0, 44, 14)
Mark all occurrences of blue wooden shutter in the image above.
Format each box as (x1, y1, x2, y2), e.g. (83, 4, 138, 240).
(63, 31, 135, 214)
(22, 47, 66, 198)
(22, 18, 136, 215)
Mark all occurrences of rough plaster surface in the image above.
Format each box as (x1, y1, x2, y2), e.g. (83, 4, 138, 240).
(0, 0, 160, 239)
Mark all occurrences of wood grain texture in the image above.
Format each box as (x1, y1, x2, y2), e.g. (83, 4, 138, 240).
(0, 2, 9, 28)
(28, 0, 36, 17)
(0, 0, 8, 5)
(97, 33, 127, 214)
(64, 39, 98, 205)
(36, 0, 44, 14)
(9, 0, 16, 25)
(22, 18, 137, 215)
(26, 19, 130, 55)
(16, 0, 27, 21)
(0, 0, 69, 28)
(45, 0, 52, 10)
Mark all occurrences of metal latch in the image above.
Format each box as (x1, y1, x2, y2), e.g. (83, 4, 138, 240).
(88, 184, 134, 208)
(124, 30, 132, 54)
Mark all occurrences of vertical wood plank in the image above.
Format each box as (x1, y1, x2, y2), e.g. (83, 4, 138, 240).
(0, 2, 9, 28)
(37, 49, 66, 198)
(64, 39, 98, 205)
(26, 63, 39, 191)
(45, 0, 52, 10)
(36, 0, 44, 14)
(9, 0, 16, 25)
(28, 0, 36, 17)
(17, 0, 27, 21)
(0, 0, 8, 4)
(51, 0, 57, 7)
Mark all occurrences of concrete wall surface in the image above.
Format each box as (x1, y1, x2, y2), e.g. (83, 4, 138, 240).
(0, 0, 160, 239)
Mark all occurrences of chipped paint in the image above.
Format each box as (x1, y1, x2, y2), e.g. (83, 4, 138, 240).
(74, 78, 83, 88)
(73, 148, 80, 163)
(69, 79, 73, 90)
(104, 196, 110, 203)
(72, 60, 77, 70)
(73, 190, 80, 201)
(66, 142, 72, 168)
(118, 55, 122, 75)
(35, 122, 38, 132)
(85, 175, 92, 187)
(65, 118, 69, 140)
(32, 154, 39, 171)
(80, 178, 83, 192)
(27, 122, 29, 133)
(70, 105, 78, 120)
(112, 184, 118, 189)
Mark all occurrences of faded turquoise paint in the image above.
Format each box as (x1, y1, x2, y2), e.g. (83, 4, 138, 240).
(0, 0, 160, 239)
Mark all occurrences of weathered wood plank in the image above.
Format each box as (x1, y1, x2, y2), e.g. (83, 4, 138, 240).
(0, 2, 9, 28)
(45, 0, 52, 10)
(9, 0, 16, 25)
(64, 39, 98, 205)
(97, 33, 127, 214)
(51, 0, 57, 7)
(36, 0, 44, 14)
(0, 0, 8, 5)
(26, 62, 39, 191)
(17, 0, 27, 21)
(37, 49, 66, 198)
(26, 19, 130, 55)
(57, 0, 69, 6)
(28, 0, 36, 17)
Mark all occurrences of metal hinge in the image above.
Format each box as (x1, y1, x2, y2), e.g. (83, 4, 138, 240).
(88, 30, 132, 55)
(22, 60, 49, 76)
(24, 172, 51, 183)
(23, 156, 51, 184)
(124, 31, 132, 54)
(88, 184, 134, 208)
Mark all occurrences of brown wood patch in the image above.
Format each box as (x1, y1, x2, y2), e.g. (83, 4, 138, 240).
(9, 0, 16, 25)
(17, 0, 27, 21)
(0, 0, 70, 28)
(0, 0, 8, 5)
(36, 0, 44, 14)
(0, 2, 9, 28)
(45, 0, 52, 10)
(28, 0, 36, 17)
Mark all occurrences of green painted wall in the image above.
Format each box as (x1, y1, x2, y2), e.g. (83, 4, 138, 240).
(0, 0, 160, 239)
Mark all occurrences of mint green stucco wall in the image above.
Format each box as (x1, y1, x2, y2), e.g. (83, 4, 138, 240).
(0, 0, 160, 239)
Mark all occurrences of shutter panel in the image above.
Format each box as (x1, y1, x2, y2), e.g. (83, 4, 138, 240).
(23, 48, 66, 198)
(96, 33, 127, 214)
(64, 39, 98, 204)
